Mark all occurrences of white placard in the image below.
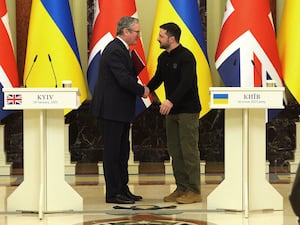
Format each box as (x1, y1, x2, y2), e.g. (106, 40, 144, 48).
(209, 87, 285, 109)
(2, 88, 81, 110)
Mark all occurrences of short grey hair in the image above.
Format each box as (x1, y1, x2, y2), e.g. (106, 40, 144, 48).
(116, 16, 139, 36)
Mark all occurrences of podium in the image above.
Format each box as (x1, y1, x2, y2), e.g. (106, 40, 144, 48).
(2, 88, 83, 219)
(207, 87, 284, 215)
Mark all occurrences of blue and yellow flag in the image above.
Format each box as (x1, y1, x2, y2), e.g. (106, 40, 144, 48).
(147, 0, 212, 118)
(278, 0, 300, 103)
(23, 0, 87, 106)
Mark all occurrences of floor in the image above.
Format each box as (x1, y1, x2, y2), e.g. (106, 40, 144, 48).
(0, 169, 298, 225)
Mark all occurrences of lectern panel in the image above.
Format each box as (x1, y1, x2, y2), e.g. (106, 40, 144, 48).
(2, 88, 80, 109)
(209, 87, 284, 109)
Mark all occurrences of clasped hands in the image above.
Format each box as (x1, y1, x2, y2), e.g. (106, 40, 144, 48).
(143, 86, 150, 98)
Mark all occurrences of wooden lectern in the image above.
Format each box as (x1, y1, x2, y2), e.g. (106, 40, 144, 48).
(207, 87, 284, 216)
(2, 88, 83, 219)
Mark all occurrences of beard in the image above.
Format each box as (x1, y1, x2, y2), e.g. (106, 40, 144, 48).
(159, 41, 170, 50)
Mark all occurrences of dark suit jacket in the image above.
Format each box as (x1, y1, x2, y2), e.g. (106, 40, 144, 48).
(90, 38, 144, 122)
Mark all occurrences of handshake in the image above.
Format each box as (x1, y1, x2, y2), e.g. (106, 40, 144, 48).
(142, 85, 173, 115)
(143, 85, 150, 98)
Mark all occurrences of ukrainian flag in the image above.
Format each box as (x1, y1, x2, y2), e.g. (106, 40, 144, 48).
(278, 0, 300, 103)
(147, 0, 212, 118)
(23, 0, 87, 106)
(213, 93, 228, 105)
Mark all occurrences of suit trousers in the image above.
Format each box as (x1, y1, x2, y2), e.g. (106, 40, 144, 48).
(166, 113, 200, 194)
(99, 119, 130, 198)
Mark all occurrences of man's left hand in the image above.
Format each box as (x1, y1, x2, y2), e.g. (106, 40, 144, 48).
(159, 99, 173, 115)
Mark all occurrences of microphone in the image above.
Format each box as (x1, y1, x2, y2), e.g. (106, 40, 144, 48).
(24, 55, 38, 88)
(229, 58, 237, 87)
(251, 59, 262, 87)
(251, 59, 256, 68)
(48, 54, 58, 88)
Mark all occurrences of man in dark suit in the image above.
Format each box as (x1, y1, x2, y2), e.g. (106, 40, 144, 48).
(91, 16, 149, 204)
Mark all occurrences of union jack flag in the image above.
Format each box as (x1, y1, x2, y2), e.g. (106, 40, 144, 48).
(6, 94, 22, 105)
(215, 0, 283, 88)
(87, 0, 151, 117)
(0, 0, 20, 120)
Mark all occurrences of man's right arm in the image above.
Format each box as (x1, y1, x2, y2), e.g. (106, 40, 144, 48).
(147, 69, 163, 93)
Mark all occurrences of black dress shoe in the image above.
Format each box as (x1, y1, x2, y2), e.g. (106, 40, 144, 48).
(124, 190, 143, 201)
(106, 194, 135, 204)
